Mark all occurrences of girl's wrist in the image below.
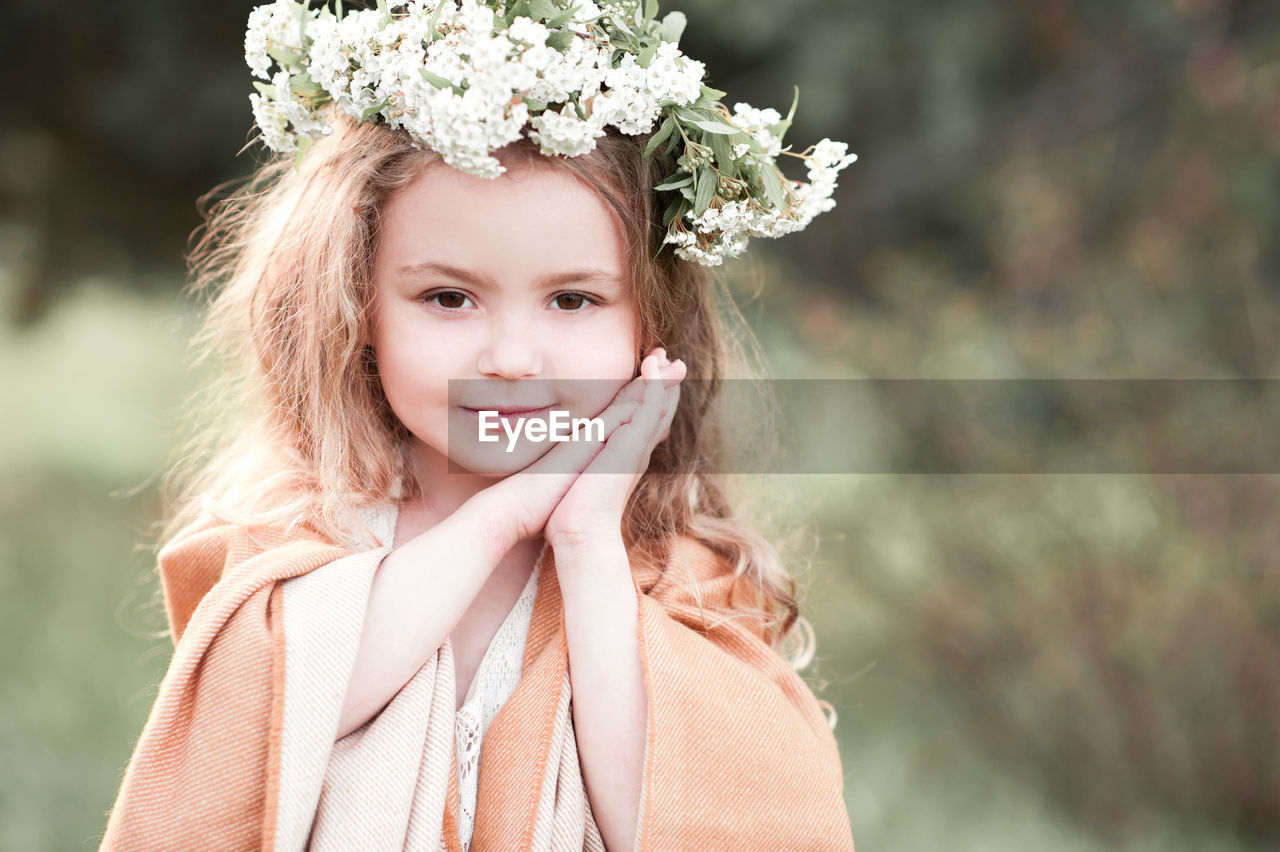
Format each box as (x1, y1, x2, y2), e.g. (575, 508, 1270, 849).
(457, 489, 520, 564)
(551, 530, 630, 595)
(548, 527, 625, 557)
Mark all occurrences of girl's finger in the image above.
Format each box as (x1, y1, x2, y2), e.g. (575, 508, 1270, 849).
(598, 355, 684, 418)
(654, 382, 680, 446)
(518, 398, 641, 476)
(632, 350, 682, 389)
(637, 357, 681, 434)
(641, 380, 681, 453)
(588, 363, 673, 472)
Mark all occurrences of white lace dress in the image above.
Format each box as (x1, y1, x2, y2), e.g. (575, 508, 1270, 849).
(453, 561, 542, 851)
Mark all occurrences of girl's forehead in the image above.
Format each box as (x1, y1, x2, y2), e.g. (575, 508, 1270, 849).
(395, 156, 610, 214)
(378, 159, 629, 280)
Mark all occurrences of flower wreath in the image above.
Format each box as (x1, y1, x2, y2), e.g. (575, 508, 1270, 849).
(245, 0, 857, 266)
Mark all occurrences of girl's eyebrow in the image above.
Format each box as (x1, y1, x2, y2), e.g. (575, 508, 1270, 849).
(397, 261, 624, 290)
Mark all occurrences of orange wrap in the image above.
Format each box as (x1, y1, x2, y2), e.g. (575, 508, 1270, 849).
(102, 518, 854, 850)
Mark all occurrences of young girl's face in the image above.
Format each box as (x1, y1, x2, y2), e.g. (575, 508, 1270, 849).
(370, 154, 640, 477)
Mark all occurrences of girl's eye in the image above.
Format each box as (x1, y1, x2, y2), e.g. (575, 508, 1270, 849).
(551, 292, 595, 311)
(424, 290, 472, 309)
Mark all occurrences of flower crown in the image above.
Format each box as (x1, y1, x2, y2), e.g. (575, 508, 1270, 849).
(245, 0, 857, 266)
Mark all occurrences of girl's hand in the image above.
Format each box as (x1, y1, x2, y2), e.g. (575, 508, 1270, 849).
(473, 348, 685, 554)
(544, 348, 685, 551)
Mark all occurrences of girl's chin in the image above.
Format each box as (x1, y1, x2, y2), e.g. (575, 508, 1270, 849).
(439, 443, 555, 477)
(402, 438, 539, 480)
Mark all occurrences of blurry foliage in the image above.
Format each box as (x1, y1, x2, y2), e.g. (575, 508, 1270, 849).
(909, 477, 1280, 831)
(2, 0, 1280, 847)
(0, 288, 192, 849)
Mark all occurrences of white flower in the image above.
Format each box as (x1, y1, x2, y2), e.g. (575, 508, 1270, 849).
(592, 44, 701, 135)
(530, 104, 606, 157)
(249, 92, 296, 151)
(572, 0, 602, 23)
(249, 69, 331, 152)
(508, 16, 549, 47)
(646, 43, 704, 105)
(809, 138, 859, 176)
(663, 229, 725, 266)
(731, 102, 781, 131)
(454, 0, 497, 34)
(304, 16, 345, 94)
(731, 102, 785, 157)
(245, 0, 312, 79)
(244, 6, 273, 79)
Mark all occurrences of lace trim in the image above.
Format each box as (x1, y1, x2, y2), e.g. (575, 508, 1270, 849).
(454, 561, 542, 851)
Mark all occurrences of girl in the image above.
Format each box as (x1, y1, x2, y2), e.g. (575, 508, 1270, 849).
(103, 2, 856, 849)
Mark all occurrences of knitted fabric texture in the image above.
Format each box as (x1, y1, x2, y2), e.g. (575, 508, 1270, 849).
(453, 559, 542, 849)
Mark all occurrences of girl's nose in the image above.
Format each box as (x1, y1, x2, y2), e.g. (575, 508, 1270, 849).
(476, 324, 542, 379)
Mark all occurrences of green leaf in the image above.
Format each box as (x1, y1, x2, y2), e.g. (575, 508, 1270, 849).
(523, 97, 548, 112)
(253, 80, 274, 97)
(700, 85, 727, 101)
(423, 69, 456, 91)
(643, 116, 676, 157)
(421, 68, 461, 93)
(679, 184, 696, 201)
(546, 30, 575, 51)
(266, 44, 304, 69)
(761, 166, 787, 211)
(660, 11, 686, 44)
(694, 166, 717, 215)
(335, 0, 344, 22)
(376, 0, 391, 22)
(529, 0, 558, 22)
(662, 198, 684, 227)
(637, 43, 657, 68)
(645, 0, 659, 22)
(654, 174, 693, 191)
(610, 16, 636, 41)
(691, 119, 740, 136)
(770, 86, 800, 142)
(510, 0, 531, 18)
(427, 0, 447, 37)
(292, 134, 314, 169)
(709, 130, 735, 170)
(547, 7, 578, 28)
(291, 0, 310, 38)
(361, 97, 390, 121)
(673, 106, 704, 124)
(290, 73, 324, 97)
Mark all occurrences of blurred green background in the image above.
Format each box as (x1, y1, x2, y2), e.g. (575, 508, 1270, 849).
(3, 0, 1279, 848)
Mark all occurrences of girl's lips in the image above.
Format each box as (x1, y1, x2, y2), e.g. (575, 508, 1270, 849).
(460, 405, 555, 417)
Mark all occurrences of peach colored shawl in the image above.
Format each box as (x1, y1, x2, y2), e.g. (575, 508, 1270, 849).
(101, 511, 854, 850)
